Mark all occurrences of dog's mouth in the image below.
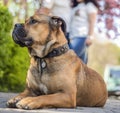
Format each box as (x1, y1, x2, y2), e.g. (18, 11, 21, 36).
(12, 24, 33, 47)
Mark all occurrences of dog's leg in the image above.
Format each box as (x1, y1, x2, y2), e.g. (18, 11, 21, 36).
(16, 92, 76, 110)
(7, 88, 34, 108)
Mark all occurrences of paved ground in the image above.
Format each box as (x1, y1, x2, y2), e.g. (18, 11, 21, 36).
(0, 92, 120, 113)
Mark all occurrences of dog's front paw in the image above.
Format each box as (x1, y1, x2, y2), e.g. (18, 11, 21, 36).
(6, 96, 24, 108)
(16, 97, 39, 110)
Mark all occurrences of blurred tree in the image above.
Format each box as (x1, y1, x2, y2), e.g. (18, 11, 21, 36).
(3, 0, 8, 6)
(0, 4, 29, 92)
(13, 0, 28, 21)
(6, 0, 39, 22)
(97, 0, 120, 39)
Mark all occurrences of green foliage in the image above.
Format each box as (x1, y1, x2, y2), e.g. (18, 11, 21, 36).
(0, 4, 29, 92)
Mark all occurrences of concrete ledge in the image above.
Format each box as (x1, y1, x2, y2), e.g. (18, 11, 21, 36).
(0, 92, 120, 113)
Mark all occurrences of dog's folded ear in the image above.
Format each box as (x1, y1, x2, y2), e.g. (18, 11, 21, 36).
(50, 16, 66, 35)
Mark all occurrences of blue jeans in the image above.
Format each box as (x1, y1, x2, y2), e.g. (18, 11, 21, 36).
(68, 37, 88, 64)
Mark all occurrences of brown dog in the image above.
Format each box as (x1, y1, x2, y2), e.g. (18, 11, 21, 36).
(7, 14, 108, 110)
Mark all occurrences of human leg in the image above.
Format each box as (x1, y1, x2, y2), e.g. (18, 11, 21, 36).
(68, 37, 88, 64)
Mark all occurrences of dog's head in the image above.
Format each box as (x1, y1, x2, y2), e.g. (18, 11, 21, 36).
(12, 14, 67, 57)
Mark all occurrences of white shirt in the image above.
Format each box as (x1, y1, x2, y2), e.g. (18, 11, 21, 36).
(69, 2, 98, 39)
(41, 0, 71, 32)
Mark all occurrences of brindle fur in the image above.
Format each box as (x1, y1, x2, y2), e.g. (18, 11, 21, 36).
(7, 14, 108, 109)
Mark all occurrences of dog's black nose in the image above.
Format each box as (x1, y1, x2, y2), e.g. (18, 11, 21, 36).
(15, 24, 24, 28)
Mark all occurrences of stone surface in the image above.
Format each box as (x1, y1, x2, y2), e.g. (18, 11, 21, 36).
(0, 92, 120, 113)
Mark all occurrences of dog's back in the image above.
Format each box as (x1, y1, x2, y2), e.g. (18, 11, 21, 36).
(71, 53, 108, 107)
(63, 49, 108, 107)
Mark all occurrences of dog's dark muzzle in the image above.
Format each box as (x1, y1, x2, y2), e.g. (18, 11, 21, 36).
(12, 24, 33, 47)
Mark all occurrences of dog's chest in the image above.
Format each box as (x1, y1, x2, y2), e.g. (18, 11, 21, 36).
(27, 64, 59, 95)
(27, 67, 48, 95)
(27, 57, 65, 95)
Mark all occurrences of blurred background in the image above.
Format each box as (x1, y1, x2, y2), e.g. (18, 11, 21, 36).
(0, 0, 120, 96)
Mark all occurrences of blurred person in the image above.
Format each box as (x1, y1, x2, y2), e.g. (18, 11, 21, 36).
(37, 0, 72, 37)
(69, 0, 99, 64)
(71, 0, 78, 7)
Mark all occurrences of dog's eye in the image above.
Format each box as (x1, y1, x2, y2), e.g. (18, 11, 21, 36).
(29, 19, 38, 24)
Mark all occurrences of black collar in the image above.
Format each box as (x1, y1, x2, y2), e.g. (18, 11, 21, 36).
(34, 43, 69, 59)
(45, 43, 69, 58)
(34, 43, 69, 75)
